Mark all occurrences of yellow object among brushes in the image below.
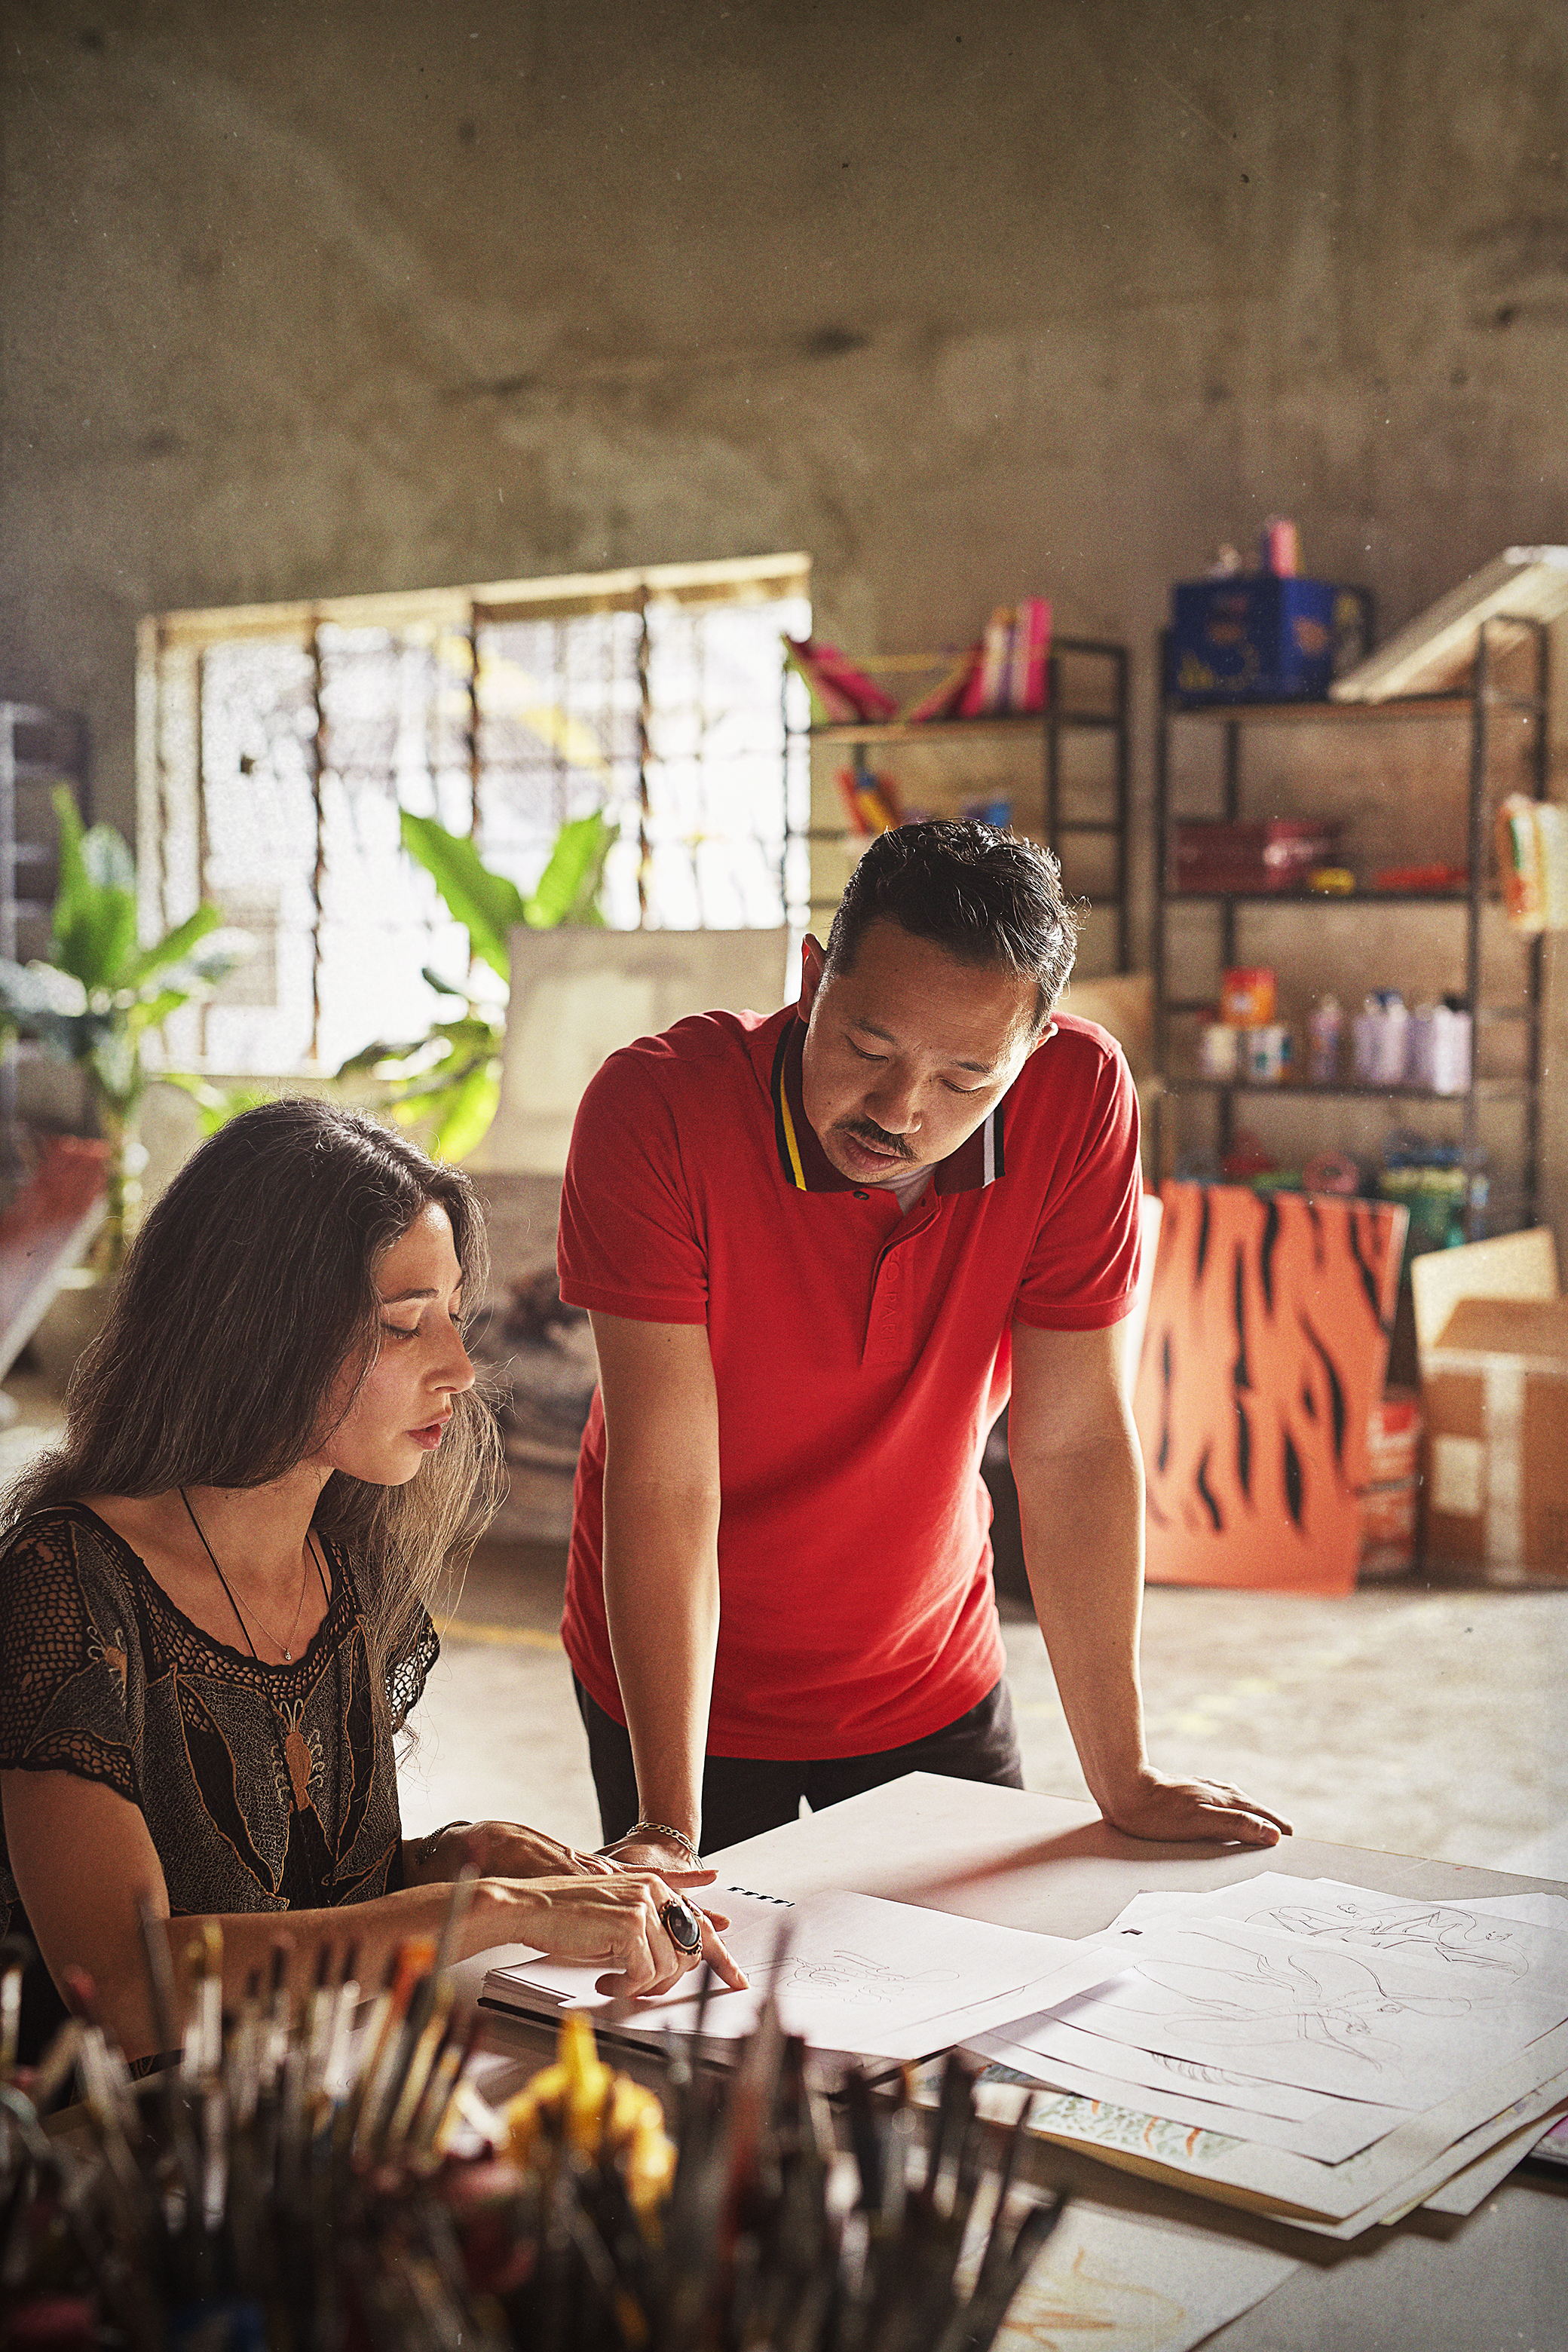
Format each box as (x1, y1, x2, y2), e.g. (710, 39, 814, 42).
(504, 2012, 675, 2217)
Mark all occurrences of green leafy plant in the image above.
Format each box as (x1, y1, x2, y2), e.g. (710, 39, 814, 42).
(338, 807, 615, 1161)
(157, 1074, 281, 1138)
(0, 789, 251, 1269)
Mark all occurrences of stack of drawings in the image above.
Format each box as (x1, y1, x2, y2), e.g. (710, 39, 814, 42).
(960, 1875, 1568, 2240)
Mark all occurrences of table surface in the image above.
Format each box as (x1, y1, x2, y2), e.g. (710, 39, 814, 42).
(469, 1775, 1568, 2351)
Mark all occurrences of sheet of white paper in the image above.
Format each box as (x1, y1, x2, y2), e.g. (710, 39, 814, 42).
(1417, 2095, 1568, 2216)
(994, 2195, 1297, 2352)
(988, 2007, 1342, 2121)
(485, 1886, 1122, 2063)
(1286, 2066, 1568, 2240)
(1060, 1906, 1568, 2110)
(969, 2032, 1404, 2163)
(968, 2027, 1568, 2234)
(1460, 1891, 1568, 1934)
(1107, 1871, 1568, 1954)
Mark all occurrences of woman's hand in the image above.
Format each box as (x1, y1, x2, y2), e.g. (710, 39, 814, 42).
(468, 1870, 749, 1999)
(409, 1818, 636, 1884)
(458, 1821, 625, 1882)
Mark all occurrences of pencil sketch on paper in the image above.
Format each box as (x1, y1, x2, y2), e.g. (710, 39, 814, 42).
(1248, 1899, 1530, 1978)
(1122, 1937, 1473, 2076)
(749, 1949, 963, 2008)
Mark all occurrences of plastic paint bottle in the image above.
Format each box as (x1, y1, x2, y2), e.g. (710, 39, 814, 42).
(1306, 996, 1343, 1084)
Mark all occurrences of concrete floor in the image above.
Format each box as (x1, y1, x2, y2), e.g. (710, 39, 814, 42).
(4, 1383, 1560, 1882)
(404, 1536, 1568, 1882)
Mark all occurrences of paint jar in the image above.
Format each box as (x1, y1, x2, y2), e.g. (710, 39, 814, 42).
(1198, 1021, 1240, 1079)
(1239, 1023, 1292, 1083)
(1306, 996, 1343, 1083)
(1220, 966, 1277, 1026)
(1352, 990, 1410, 1086)
(1409, 1000, 1472, 1095)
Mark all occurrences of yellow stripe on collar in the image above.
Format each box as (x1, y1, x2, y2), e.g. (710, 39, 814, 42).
(778, 1082, 807, 1190)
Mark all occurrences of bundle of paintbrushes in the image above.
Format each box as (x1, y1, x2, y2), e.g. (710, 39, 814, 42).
(0, 1903, 1066, 2352)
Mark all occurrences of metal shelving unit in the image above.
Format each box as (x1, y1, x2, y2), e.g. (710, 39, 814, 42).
(1150, 617, 1548, 1239)
(0, 703, 89, 1174)
(784, 639, 1132, 970)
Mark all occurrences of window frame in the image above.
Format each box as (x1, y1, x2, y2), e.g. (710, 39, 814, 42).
(136, 552, 811, 1073)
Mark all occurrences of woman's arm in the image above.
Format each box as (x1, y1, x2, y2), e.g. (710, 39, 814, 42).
(403, 1819, 620, 1885)
(4, 1769, 743, 2063)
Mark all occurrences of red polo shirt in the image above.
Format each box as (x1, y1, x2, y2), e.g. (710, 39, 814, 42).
(557, 1003, 1141, 1759)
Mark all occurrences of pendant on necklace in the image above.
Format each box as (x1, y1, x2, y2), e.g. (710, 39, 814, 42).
(283, 1647, 292, 1661)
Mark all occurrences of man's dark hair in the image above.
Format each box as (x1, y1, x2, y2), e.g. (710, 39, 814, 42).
(822, 819, 1080, 1021)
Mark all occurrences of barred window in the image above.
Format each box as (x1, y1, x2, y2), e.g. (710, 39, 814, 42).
(138, 556, 812, 1073)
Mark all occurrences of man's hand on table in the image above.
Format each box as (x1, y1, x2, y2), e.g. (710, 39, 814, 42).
(1104, 1769, 1293, 1848)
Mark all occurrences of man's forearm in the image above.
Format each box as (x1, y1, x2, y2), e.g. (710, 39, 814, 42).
(602, 1466, 721, 1848)
(1013, 1423, 1150, 1818)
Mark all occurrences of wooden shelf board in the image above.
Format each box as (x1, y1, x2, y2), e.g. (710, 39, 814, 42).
(1163, 1077, 1530, 1102)
(1165, 694, 1473, 725)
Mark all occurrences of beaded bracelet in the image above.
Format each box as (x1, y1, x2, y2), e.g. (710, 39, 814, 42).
(603, 1818, 700, 1867)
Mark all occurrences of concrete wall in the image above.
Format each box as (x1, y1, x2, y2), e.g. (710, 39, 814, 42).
(4, 0, 1565, 1239)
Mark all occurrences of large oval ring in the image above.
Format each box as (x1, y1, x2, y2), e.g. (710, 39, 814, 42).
(659, 1896, 703, 1955)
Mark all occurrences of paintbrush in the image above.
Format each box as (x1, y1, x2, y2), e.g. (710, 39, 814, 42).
(363, 1966, 435, 2160)
(383, 1978, 455, 2158)
(957, 2185, 1068, 2352)
(304, 1935, 336, 2096)
(2, 2069, 127, 2325)
(262, 1935, 293, 2091)
(0, 1937, 28, 2080)
(410, 2011, 483, 2161)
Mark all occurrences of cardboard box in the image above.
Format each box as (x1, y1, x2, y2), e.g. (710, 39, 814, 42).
(1166, 579, 1372, 704)
(1422, 1297, 1568, 1580)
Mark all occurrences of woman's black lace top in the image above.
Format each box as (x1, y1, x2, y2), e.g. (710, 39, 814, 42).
(0, 1505, 438, 2062)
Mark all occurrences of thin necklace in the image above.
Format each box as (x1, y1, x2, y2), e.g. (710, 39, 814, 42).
(179, 1487, 323, 1664)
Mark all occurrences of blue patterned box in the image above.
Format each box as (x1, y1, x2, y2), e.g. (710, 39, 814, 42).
(1166, 577, 1368, 704)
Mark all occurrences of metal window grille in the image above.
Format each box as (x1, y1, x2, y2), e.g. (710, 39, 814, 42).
(138, 556, 811, 1073)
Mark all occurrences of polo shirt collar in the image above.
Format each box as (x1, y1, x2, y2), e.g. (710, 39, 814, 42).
(768, 1016, 1007, 1196)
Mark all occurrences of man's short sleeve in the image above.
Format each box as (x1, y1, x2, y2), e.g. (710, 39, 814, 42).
(558, 1043, 710, 1325)
(1012, 1037, 1143, 1331)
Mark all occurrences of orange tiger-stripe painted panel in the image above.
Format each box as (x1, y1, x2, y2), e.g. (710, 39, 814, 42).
(1134, 1184, 1407, 1595)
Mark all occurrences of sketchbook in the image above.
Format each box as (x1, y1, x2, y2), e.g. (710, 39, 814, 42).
(479, 1884, 1123, 2066)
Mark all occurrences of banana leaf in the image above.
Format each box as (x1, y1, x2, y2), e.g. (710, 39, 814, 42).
(124, 902, 222, 988)
(49, 787, 139, 988)
(0, 957, 88, 1019)
(158, 1073, 279, 1137)
(414, 1059, 501, 1163)
(523, 810, 614, 929)
(400, 811, 527, 982)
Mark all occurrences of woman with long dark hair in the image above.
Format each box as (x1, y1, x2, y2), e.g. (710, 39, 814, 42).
(0, 1099, 740, 2064)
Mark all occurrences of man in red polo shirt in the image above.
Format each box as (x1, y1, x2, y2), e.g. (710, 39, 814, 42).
(558, 821, 1288, 1877)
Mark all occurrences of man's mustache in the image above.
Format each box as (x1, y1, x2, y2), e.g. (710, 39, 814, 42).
(839, 1119, 915, 1161)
